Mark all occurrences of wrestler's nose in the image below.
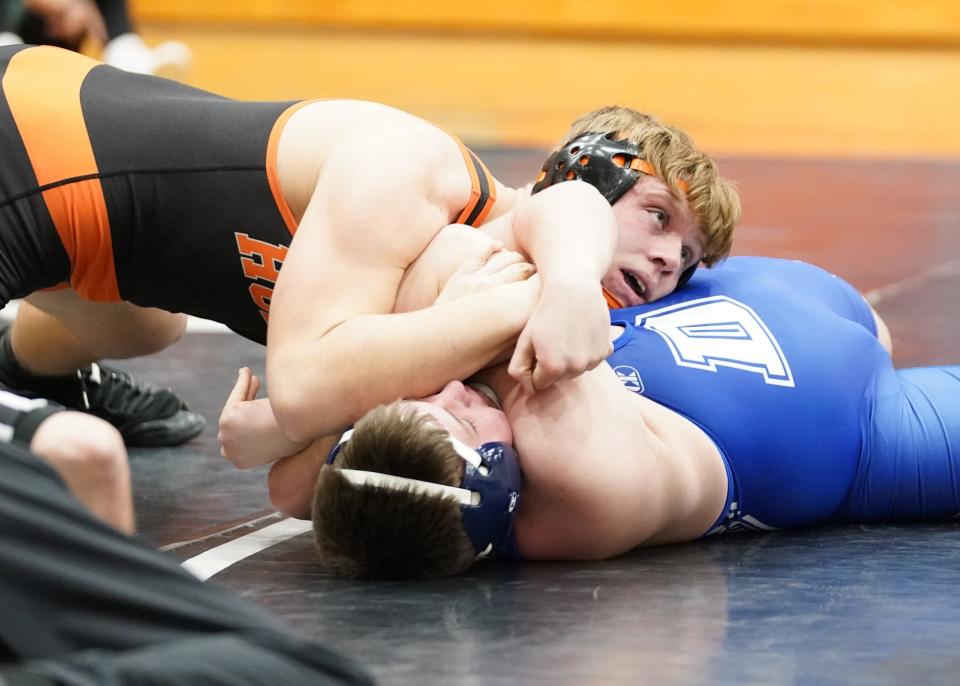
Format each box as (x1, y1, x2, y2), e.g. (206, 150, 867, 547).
(434, 380, 469, 407)
(646, 233, 682, 276)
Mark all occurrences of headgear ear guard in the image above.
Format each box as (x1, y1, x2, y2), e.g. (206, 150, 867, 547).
(531, 131, 697, 296)
(326, 430, 522, 558)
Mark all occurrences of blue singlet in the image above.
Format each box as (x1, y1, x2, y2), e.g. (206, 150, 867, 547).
(607, 257, 960, 534)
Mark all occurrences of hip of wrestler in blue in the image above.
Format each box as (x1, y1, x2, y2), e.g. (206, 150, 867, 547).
(607, 256, 960, 534)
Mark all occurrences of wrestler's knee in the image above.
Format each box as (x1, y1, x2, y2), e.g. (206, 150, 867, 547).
(118, 310, 188, 356)
(22, 290, 189, 358)
(30, 411, 129, 485)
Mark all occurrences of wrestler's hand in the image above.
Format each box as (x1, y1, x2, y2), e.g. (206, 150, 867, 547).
(435, 242, 535, 305)
(26, 0, 108, 45)
(218, 368, 309, 469)
(508, 279, 612, 393)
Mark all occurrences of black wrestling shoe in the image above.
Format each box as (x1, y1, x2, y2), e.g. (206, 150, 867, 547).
(0, 325, 206, 447)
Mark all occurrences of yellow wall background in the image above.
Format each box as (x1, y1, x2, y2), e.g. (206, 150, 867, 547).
(131, 1, 960, 157)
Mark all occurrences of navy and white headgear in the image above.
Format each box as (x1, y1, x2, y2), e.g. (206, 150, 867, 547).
(326, 430, 522, 558)
(531, 131, 697, 293)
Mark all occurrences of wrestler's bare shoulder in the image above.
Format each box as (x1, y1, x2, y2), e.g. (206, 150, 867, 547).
(275, 100, 473, 222)
(481, 361, 729, 556)
(285, 100, 447, 151)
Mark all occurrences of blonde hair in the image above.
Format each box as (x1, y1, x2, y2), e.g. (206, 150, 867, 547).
(556, 106, 740, 266)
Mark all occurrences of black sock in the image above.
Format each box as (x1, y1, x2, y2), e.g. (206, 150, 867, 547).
(0, 325, 74, 389)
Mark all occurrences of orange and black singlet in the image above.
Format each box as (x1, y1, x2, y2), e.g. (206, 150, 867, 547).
(0, 45, 496, 344)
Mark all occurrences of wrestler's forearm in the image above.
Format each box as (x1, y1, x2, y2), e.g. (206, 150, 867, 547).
(268, 279, 539, 442)
(219, 397, 311, 469)
(512, 182, 616, 289)
(267, 435, 339, 519)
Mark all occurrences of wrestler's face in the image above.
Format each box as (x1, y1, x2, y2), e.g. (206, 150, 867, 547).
(602, 175, 702, 306)
(405, 380, 513, 447)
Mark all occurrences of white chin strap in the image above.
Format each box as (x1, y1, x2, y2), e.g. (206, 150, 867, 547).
(332, 429, 486, 506)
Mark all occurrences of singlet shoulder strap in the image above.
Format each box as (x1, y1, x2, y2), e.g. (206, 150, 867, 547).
(441, 129, 497, 227)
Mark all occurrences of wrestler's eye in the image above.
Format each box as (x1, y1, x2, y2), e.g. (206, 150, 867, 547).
(457, 415, 477, 435)
(681, 245, 692, 263)
(648, 208, 668, 228)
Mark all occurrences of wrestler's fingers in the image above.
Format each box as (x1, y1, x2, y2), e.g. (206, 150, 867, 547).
(531, 357, 564, 392)
(247, 373, 261, 402)
(450, 240, 502, 278)
(489, 261, 536, 285)
(478, 249, 528, 275)
(507, 338, 537, 395)
(224, 367, 252, 407)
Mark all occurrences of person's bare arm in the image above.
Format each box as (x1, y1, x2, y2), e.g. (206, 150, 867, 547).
(220, 245, 536, 471)
(218, 369, 310, 469)
(267, 435, 340, 519)
(267, 123, 530, 443)
(266, 269, 541, 517)
(487, 360, 729, 560)
(506, 182, 618, 392)
(266, 270, 539, 516)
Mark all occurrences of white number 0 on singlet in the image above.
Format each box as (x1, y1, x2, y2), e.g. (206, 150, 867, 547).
(637, 296, 794, 387)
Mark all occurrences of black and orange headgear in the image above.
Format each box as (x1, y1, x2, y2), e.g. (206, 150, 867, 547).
(531, 132, 696, 295)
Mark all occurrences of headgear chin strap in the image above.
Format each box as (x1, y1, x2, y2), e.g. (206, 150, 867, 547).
(326, 430, 522, 558)
(531, 131, 697, 298)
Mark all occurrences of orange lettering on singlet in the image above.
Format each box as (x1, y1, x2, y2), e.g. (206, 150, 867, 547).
(249, 283, 273, 312)
(234, 232, 288, 320)
(235, 233, 288, 283)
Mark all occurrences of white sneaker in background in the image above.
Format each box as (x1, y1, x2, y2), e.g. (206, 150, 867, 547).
(103, 33, 192, 78)
(0, 32, 23, 47)
(151, 40, 192, 78)
(103, 33, 153, 73)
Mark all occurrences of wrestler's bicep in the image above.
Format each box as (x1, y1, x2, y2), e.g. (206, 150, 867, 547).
(272, 131, 468, 333)
(268, 434, 340, 519)
(269, 221, 403, 352)
(511, 369, 675, 559)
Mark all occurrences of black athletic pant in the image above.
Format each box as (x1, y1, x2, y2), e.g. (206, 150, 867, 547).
(0, 441, 373, 685)
(95, 0, 134, 39)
